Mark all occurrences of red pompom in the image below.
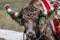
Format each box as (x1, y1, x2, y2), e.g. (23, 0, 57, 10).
(4, 4, 10, 9)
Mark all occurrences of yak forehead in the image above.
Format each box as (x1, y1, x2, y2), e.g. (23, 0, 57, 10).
(24, 5, 39, 12)
(21, 5, 40, 21)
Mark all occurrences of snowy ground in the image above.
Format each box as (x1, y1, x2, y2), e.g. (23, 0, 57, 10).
(0, 29, 26, 40)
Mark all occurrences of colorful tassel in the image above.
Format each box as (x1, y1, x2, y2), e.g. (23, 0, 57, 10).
(6, 8, 20, 17)
(41, 6, 56, 16)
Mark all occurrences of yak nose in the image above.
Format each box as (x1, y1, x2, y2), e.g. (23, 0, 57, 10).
(27, 31, 35, 37)
(29, 32, 33, 35)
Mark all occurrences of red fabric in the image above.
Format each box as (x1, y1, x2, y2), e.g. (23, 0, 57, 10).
(41, 0, 50, 11)
(53, 18, 60, 35)
(6, 6, 10, 9)
(12, 12, 15, 17)
(47, 10, 50, 15)
(55, 1, 60, 5)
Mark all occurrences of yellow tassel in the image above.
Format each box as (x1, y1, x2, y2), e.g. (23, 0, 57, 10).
(15, 12, 18, 17)
(44, 12, 48, 16)
(7, 8, 12, 12)
(51, 7, 54, 10)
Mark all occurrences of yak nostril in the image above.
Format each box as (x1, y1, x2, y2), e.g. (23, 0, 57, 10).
(29, 32, 33, 34)
(28, 32, 35, 37)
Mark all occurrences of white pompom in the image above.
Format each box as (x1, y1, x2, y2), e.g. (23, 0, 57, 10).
(57, 6, 60, 16)
(4, 4, 10, 7)
(54, 16, 58, 19)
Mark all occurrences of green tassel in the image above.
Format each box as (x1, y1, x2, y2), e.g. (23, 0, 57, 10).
(50, 9, 53, 14)
(41, 11, 45, 16)
(39, 19, 44, 25)
(8, 10, 13, 15)
(17, 12, 20, 17)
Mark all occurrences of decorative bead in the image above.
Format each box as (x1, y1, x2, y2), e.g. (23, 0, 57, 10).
(6, 6, 10, 9)
(17, 12, 20, 17)
(44, 12, 47, 16)
(7, 8, 11, 12)
(53, 4, 57, 9)
(12, 12, 15, 17)
(9, 10, 13, 15)
(51, 7, 54, 10)
(7, 8, 13, 15)
(50, 9, 53, 13)
(54, 4, 58, 8)
(15, 12, 18, 17)
(41, 11, 45, 16)
(47, 10, 50, 15)
(15, 12, 20, 17)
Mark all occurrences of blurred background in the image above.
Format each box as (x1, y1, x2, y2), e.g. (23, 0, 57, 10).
(0, 0, 30, 32)
(0, 0, 60, 33)
(0, 0, 60, 40)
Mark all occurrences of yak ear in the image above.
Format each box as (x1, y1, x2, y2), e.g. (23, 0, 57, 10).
(21, 8, 24, 11)
(20, 8, 24, 14)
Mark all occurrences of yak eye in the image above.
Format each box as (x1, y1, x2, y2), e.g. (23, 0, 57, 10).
(23, 19, 28, 23)
(28, 13, 31, 16)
